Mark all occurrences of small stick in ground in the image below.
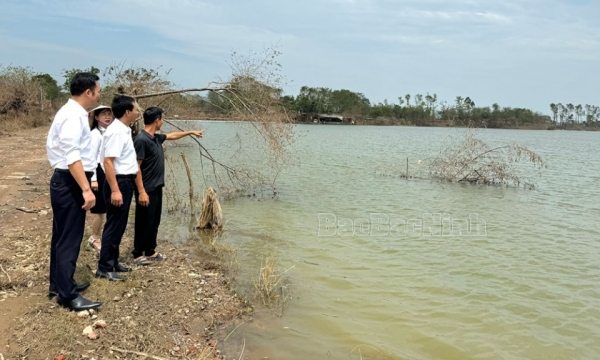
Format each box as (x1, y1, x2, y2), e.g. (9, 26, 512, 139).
(181, 152, 195, 215)
(15, 207, 38, 213)
(109, 347, 168, 360)
(224, 320, 247, 342)
(238, 338, 245, 360)
(0, 264, 10, 283)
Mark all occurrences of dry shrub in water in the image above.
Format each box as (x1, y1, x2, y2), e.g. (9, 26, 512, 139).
(253, 256, 293, 315)
(429, 128, 546, 189)
(197, 187, 223, 230)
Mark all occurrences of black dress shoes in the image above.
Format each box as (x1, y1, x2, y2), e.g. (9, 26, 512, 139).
(95, 270, 125, 281)
(48, 282, 91, 299)
(114, 263, 132, 273)
(57, 295, 102, 311)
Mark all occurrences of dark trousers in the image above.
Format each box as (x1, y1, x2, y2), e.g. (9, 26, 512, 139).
(133, 187, 163, 258)
(98, 176, 135, 273)
(49, 170, 91, 301)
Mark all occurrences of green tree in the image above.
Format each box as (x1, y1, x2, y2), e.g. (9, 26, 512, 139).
(414, 94, 423, 107)
(567, 103, 575, 123)
(61, 66, 100, 92)
(550, 103, 558, 123)
(575, 104, 583, 123)
(32, 73, 63, 101)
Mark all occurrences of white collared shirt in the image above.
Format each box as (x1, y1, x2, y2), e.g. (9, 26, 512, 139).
(101, 119, 138, 175)
(90, 126, 106, 181)
(46, 99, 95, 171)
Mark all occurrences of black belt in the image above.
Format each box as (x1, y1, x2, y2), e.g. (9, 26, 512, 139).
(55, 169, 93, 177)
(116, 174, 136, 179)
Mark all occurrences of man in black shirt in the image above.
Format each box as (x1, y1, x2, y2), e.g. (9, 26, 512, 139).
(133, 107, 204, 264)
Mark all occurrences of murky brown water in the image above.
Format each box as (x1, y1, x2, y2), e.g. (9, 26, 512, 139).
(162, 123, 600, 359)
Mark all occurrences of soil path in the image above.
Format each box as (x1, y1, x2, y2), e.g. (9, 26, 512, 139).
(0, 126, 250, 359)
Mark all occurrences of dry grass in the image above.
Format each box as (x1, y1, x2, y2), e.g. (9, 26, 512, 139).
(194, 230, 240, 274)
(253, 256, 293, 316)
(8, 231, 248, 359)
(0, 110, 54, 134)
(0, 65, 55, 133)
(0, 149, 248, 360)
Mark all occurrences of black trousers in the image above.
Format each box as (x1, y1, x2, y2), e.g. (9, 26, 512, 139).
(133, 187, 163, 258)
(98, 176, 135, 273)
(49, 170, 92, 301)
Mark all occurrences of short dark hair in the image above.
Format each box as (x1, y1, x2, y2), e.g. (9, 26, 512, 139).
(143, 107, 164, 125)
(70, 72, 100, 96)
(111, 95, 136, 119)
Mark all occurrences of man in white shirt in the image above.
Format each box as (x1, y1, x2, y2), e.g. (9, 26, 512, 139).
(46, 72, 102, 311)
(96, 95, 139, 281)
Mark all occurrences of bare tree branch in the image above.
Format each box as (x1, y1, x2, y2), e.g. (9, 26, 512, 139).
(131, 87, 230, 99)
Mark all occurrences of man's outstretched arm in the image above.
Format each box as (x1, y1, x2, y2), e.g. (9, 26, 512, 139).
(166, 130, 204, 140)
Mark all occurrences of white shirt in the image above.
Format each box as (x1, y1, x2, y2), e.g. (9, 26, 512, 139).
(101, 119, 138, 175)
(89, 127, 106, 181)
(46, 99, 95, 171)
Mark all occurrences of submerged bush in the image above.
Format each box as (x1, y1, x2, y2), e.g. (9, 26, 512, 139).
(429, 128, 546, 189)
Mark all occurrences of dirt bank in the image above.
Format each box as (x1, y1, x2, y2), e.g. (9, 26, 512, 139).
(0, 126, 252, 359)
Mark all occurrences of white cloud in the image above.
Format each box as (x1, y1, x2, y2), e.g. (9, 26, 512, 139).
(0, 0, 599, 111)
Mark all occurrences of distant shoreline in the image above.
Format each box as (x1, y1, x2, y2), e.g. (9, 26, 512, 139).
(166, 118, 600, 132)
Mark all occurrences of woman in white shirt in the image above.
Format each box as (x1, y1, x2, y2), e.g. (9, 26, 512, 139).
(88, 105, 114, 250)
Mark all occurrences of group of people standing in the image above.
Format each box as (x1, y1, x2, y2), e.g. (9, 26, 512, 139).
(46, 72, 203, 311)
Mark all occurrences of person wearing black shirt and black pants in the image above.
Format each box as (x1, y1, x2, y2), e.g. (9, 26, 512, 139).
(133, 107, 203, 264)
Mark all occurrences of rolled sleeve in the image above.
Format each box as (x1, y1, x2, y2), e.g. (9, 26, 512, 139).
(104, 132, 123, 159)
(57, 116, 82, 166)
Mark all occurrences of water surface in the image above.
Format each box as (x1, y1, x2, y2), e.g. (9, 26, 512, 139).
(162, 123, 600, 359)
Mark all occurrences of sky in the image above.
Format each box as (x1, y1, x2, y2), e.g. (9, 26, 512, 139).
(1, 0, 598, 113)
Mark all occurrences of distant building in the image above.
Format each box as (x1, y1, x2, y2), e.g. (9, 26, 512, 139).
(317, 114, 344, 124)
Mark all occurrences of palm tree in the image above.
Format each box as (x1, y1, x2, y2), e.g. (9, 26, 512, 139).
(425, 93, 438, 119)
(585, 104, 591, 122)
(405, 94, 411, 107)
(575, 104, 583, 123)
(550, 103, 558, 123)
(464, 97, 475, 110)
(558, 103, 568, 125)
(567, 103, 575, 123)
(414, 94, 423, 107)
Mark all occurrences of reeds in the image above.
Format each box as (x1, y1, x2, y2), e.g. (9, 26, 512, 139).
(253, 256, 293, 314)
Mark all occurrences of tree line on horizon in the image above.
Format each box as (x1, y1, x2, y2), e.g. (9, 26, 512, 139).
(279, 86, 600, 129)
(2, 64, 599, 130)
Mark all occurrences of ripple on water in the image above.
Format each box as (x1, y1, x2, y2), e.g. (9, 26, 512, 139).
(161, 124, 600, 359)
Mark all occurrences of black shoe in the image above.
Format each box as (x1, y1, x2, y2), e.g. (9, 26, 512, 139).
(48, 282, 91, 299)
(95, 270, 125, 281)
(57, 295, 102, 311)
(114, 263, 132, 273)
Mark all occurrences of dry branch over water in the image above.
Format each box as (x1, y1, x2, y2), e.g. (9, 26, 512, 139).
(429, 128, 546, 189)
(125, 46, 296, 200)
